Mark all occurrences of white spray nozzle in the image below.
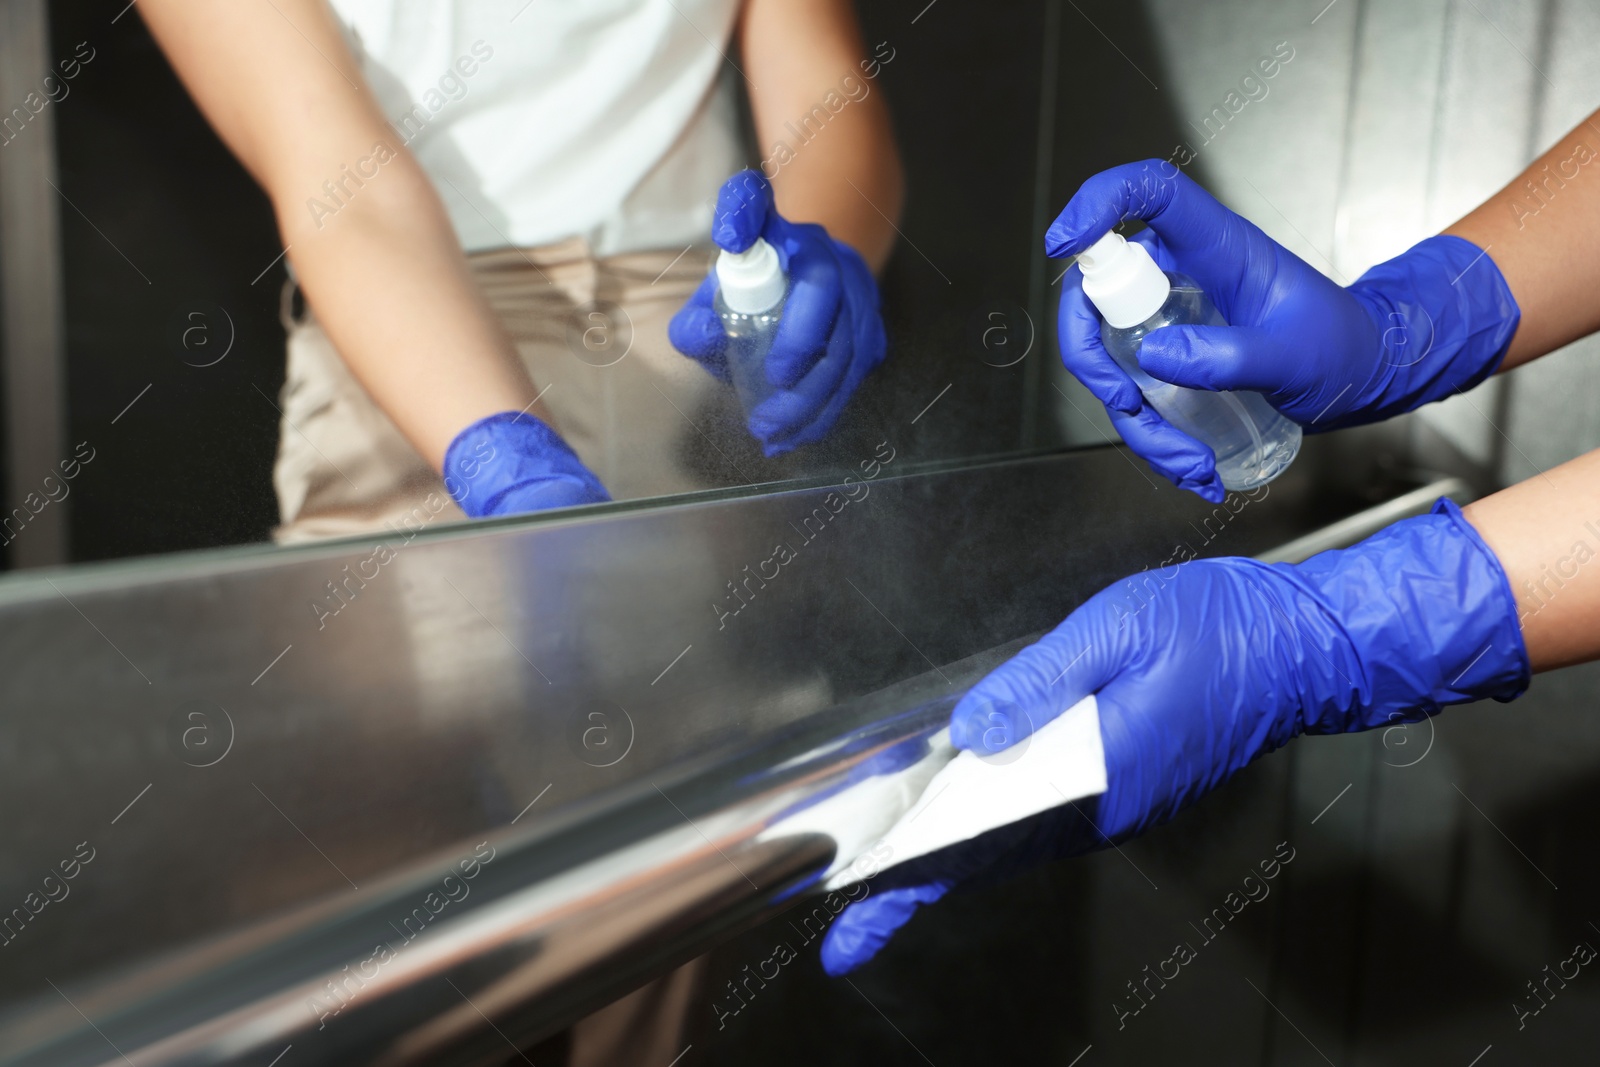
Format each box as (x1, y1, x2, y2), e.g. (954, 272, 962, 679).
(716, 238, 787, 315)
(1076, 231, 1128, 271)
(1076, 230, 1171, 329)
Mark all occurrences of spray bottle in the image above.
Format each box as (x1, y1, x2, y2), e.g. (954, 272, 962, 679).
(714, 238, 788, 416)
(1077, 231, 1300, 492)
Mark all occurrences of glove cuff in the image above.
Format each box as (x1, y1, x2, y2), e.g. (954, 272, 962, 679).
(444, 412, 610, 519)
(1344, 234, 1521, 423)
(1287, 497, 1530, 731)
(1427, 497, 1532, 702)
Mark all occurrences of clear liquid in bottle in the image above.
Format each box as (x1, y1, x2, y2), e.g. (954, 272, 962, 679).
(1076, 231, 1300, 492)
(715, 292, 784, 416)
(1101, 276, 1300, 492)
(713, 238, 788, 419)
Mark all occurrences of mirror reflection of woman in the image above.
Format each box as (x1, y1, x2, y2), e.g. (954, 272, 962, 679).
(140, 0, 901, 544)
(138, 2, 900, 1062)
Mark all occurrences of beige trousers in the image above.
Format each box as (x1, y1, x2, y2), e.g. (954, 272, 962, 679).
(272, 239, 719, 1063)
(566, 957, 708, 1066)
(272, 237, 737, 543)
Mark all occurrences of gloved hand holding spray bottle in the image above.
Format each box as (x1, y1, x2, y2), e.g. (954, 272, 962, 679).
(1054, 162, 1520, 502)
(818, 161, 1528, 977)
(670, 170, 887, 456)
(1075, 229, 1301, 492)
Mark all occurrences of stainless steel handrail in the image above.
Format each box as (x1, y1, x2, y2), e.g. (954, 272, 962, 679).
(1252, 478, 1473, 565)
(19, 654, 1004, 1067)
(0, 440, 1409, 1065)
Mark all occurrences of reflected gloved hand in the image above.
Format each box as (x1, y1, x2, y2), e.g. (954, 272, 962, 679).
(444, 412, 610, 518)
(669, 170, 886, 456)
(1050, 160, 1521, 500)
(820, 499, 1529, 975)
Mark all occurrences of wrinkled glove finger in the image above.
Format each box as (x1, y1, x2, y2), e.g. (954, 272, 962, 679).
(756, 348, 870, 457)
(490, 474, 612, 515)
(1138, 323, 1311, 410)
(948, 615, 1112, 756)
(1128, 226, 1181, 273)
(712, 169, 776, 253)
(950, 565, 1185, 755)
(1044, 160, 1231, 260)
(765, 234, 845, 389)
(1060, 269, 1144, 414)
(756, 259, 886, 456)
(1108, 404, 1224, 502)
(668, 274, 730, 380)
(820, 882, 951, 977)
(446, 413, 611, 518)
(748, 309, 855, 451)
(834, 238, 886, 367)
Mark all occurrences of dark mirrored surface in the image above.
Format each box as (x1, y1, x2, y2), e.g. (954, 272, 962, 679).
(6, 0, 1592, 576)
(5, 0, 1190, 569)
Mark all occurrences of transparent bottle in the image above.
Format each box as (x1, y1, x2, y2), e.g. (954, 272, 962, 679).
(713, 238, 789, 417)
(1078, 232, 1300, 492)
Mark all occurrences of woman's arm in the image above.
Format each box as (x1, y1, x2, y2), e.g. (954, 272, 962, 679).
(1464, 447, 1600, 671)
(1446, 108, 1600, 371)
(140, 0, 546, 472)
(1444, 109, 1600, 666)
(739, 0, 904, 271)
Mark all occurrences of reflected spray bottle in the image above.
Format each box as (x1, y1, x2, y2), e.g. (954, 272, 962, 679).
(1077, 231, 1301, 492)
(714, 238, 789, 417)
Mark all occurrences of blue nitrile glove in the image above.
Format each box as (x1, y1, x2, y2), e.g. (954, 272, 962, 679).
(820, 498, 1529, 975)
(1050, 160, 1521, 500)
(444, 412, 610, 517)
(669, 170, 887, 456)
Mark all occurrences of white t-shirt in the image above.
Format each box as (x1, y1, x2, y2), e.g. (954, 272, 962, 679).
(329, 0, 746, 255)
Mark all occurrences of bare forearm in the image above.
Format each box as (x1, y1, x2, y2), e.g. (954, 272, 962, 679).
(742, 0, 903, 270)
(769, 109, 902, 271)
(1445, 108, 1600, 370)
(1463, 449, 1600, 672)
(142, 0, 545, 476)
(275, 159, 542, 471)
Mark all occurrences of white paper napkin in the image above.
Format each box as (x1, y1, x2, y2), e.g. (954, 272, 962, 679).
(757, 696, 1107, 889)
(836, 693, 1107, 885)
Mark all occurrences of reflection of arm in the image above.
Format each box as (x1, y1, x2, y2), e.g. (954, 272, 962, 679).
(1446, 108, 1600, 371)
(140, 0, 547, 472)
(740, 0, 904, 271)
